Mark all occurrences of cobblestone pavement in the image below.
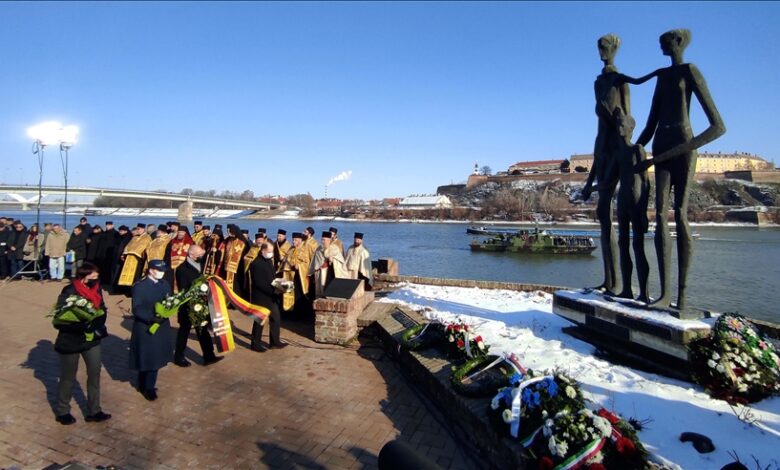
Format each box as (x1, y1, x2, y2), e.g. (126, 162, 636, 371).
(0, 280, 473, 469)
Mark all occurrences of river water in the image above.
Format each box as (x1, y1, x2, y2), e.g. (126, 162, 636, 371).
(8, 211, 780, 323)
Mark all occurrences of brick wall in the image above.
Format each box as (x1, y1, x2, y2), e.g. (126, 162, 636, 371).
(313, 292, 375, 344)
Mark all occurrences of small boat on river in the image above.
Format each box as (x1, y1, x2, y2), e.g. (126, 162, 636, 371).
(469, 228, 597, 254)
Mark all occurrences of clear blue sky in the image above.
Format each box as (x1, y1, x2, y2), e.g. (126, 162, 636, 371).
(1, 2, 778, 200)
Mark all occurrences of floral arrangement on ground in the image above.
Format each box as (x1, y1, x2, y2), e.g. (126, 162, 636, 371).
(398, 322, 447, 351)
(490, 370, 649, 469)
(689, 312, 780, 404)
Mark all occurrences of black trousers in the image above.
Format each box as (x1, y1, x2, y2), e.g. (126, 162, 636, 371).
(0, 253, 7, 278)
(251, 301, 281, 346)
(138, 370, 158, 392)
(174, 312, 217, 362)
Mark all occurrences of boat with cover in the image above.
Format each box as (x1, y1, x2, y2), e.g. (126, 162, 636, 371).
(469, 228, 597, 254)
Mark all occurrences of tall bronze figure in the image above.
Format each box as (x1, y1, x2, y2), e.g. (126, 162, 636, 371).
(582, 33, 628, 295)
(635, 29, 726, 311)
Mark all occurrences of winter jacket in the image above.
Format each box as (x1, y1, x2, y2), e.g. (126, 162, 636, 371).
(45, 231, 70, 258)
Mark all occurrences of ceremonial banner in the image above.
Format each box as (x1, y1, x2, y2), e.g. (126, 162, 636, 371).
(206, 276, 270, 353)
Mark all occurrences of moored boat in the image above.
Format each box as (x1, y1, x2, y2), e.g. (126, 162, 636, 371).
(470, 229, 597, 254)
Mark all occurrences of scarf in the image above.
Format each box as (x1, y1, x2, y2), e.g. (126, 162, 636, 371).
(72, 279, 103, 309)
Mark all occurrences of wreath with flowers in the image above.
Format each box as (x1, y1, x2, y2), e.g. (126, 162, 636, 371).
(445, 321, 489, 360)
(689, 313, 780, 404)
(451, 354, 524, 398)
(399, 322, 446, 351)
(490, 371, 649, 469)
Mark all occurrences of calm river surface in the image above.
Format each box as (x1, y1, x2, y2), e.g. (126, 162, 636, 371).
(10, 211, 780, 323)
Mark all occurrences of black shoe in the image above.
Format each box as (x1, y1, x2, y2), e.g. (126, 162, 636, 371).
(55, 413, 76, 425)
(85, 411, 112, 423)
(142, 389, 158, 401)
(270, 342, 288, 350)
(173, 358, 191, 367)
(203, 356, 224, 366)
(251, 344, 268, 353)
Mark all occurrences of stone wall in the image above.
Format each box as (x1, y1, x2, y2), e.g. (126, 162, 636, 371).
(313, 292, 375, 344)
(377, 273, 566, 294)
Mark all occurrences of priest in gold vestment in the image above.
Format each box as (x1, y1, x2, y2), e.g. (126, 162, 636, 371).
(282, 232, 311, 314)
(167, 228, 194, 292)
(220, 224, 248, 294)
(273, 229, 291, 273)
(190, 221, 205, 248)
(242, 232, 264, 293)
(345, 232, 374, 290)
(145, 225, 170, 263)
(117, 224, 152, 288)
(309, 231, 347, 298)
(329, 226, 345, 256)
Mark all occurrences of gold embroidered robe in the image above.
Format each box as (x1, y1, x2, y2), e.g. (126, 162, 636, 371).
(118, 233, 152, 286)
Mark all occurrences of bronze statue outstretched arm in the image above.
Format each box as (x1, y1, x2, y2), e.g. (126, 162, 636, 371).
(651, 65, 726, 165)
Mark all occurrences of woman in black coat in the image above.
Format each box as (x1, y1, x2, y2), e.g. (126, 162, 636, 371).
(53, 262, 111, 425)
(129, 259, 173, 401)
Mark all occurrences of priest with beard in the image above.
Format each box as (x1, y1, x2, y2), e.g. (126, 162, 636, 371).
(345, 232, 374, 290)
(281, 232, 311, 317)
(309, 231, 347, 298)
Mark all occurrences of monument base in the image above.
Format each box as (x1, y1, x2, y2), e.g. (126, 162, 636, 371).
(553, 290, 716, 378)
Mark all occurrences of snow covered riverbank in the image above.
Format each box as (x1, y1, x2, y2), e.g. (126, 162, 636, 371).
(378, 283, 780, 469)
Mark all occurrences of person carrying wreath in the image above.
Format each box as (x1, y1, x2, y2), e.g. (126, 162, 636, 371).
(53, 262, 111, 425)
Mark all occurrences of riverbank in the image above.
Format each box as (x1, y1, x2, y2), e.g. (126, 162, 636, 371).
(379, 282, 780, 470)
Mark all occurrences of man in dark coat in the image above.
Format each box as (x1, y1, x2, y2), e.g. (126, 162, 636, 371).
(249, 242, 286, 352)
(100, 221, 119, 285)
(110, 225, 132, 293)
(66, 225, 88, 278)
(8, 220, 28, 277)
(0, 217, 11, 278)
(129, 260, 173, 401)
(173, 245, 221, 367)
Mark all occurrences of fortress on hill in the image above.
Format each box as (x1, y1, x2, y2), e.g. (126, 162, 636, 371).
(459, 152, 776, 189)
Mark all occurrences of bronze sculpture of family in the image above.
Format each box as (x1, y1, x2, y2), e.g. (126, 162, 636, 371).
(582, 29, 726, 314)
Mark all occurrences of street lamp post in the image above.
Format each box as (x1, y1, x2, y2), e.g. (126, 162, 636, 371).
(58, 125, 78, 229)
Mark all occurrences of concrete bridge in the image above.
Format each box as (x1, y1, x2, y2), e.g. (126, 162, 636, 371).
(0, 185, 280, 211)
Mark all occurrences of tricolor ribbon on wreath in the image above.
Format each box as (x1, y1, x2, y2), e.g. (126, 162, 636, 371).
(206, 276, 269, 353)
(151, 275, 269, 353)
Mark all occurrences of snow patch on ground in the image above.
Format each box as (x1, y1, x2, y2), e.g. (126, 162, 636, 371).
(379, 283, 780, 470)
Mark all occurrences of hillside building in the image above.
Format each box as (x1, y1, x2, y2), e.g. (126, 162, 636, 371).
(569, 152, 772, 174)
(399, 195, 453, 209)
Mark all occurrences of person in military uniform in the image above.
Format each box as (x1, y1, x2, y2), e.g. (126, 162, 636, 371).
(129, 260, 173, 401)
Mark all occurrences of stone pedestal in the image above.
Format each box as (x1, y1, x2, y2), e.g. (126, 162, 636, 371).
(177, 201, 193, 222)
(553, 290, 715, 378)
(313, 291, 375, 344)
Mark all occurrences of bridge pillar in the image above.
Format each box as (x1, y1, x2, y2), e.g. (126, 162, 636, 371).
(178, 201, 193, 222)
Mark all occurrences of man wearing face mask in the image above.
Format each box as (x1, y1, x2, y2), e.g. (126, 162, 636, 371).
(173, 245, 221, 367)
(129, 260, 174, 401)
(249, 242, 285, 351)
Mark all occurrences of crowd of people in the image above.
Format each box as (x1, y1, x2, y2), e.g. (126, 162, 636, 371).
(25, 216, 375, 425)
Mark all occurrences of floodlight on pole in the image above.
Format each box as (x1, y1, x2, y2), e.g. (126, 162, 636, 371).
(58, 125, 79, 228)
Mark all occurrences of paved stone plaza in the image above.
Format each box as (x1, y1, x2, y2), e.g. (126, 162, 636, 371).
(0, 280, 473, 469)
